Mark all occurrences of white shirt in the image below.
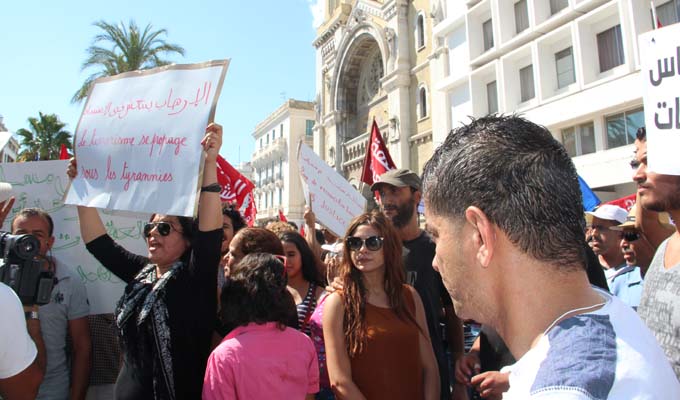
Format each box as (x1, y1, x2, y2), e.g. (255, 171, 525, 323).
(0, 282, 38, 379)
(502, 288, 680, 399)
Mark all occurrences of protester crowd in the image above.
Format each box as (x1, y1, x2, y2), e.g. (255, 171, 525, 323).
(1, 115, 680, 400)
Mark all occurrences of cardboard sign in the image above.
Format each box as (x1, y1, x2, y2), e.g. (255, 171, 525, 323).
(639, 24, 680, 175)
(65, 60, 229, 216)
(297, 142, 366, 237)
(1, 160, 149, 314)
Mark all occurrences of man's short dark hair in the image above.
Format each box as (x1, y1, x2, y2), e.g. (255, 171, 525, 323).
(636, 127, 646, 142)
(11, 208, 54, 236)
(422, 115, 586, 268)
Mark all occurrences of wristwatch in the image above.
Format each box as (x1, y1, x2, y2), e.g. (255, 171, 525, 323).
(25, 310, 39, 320)
(201, 183, 221, 193)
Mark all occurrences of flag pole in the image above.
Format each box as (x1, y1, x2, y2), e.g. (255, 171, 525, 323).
(651, 1, 659, 30)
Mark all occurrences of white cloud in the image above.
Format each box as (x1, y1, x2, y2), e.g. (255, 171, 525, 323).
(308, 0, 325, 29)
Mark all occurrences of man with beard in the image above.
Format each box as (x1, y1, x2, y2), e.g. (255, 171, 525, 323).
(370, 168, 465, 400)
(633, 127, 680, 379)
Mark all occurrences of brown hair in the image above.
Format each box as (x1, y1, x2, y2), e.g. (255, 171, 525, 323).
(265, 221, 296, 236)
(340, 211, 418, 357)
(234, 227, 284, 256)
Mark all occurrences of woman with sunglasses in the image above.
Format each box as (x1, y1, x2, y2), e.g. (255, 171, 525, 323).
(69, 124, 224, 399)
(323, 211, 439, 400)
(203, 253, 319, 399)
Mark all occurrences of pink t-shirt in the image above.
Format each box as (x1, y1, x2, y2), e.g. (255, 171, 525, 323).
(203, 322, 319, 400)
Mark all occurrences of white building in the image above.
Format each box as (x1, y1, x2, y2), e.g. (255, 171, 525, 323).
(251, 100, 316, 226)
(0, 116, 19, 163)
(430, 0, 679, 201)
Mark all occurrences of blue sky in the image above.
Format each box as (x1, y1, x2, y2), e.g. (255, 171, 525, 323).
(0, 0, 323, 164)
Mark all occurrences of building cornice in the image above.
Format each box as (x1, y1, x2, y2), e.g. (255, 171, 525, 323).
(252, 100, 315, 138)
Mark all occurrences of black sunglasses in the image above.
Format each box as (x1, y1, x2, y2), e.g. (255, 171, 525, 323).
(143, 221, 179, 237)
(345, 236, 384, 251)
(622, 231, 640, 242)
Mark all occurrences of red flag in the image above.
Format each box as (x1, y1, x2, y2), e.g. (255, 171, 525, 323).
(651, 1, 663, 28)
(360, 119, 396, 186)
(216, 155, 257, 226)
(300, 224, 305, 236)
(278, 209, 288, 222)
(59, 144, 70, 160)
(606, 193, 636, 211)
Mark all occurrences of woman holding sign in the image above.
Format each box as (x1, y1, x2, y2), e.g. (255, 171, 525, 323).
(323, 211, 439, 400)
(69, 123, 224, 400)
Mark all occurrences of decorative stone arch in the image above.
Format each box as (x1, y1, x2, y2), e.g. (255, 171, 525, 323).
(329, 22, 390, 171)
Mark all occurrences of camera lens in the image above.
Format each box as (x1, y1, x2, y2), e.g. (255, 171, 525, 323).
(15, 235, 39, 259)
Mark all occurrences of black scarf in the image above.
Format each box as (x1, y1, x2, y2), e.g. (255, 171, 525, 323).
(116, 261, 183, 400)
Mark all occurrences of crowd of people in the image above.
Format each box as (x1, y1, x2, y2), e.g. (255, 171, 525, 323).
(1, 115, 679, 400)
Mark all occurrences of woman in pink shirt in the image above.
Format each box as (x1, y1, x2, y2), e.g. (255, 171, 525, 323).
(203, 253, 319, 400)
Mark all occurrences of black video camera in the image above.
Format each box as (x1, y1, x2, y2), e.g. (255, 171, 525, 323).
(0, 231, 54, 305)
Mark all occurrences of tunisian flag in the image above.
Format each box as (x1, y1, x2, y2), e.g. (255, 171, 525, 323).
(606, 193, 636, 211)
(216, 155, 257, 227)
(278, 209, 288, 222)
(360, 119, 396, 186)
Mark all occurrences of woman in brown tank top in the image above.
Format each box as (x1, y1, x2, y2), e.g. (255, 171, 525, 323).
(323, 211, 439, 399)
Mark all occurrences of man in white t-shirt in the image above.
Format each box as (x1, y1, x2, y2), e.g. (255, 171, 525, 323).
(0, 282, 46, 399)
(422, 115, 680, 398)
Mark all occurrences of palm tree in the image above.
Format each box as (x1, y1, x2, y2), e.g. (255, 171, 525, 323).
(71, 20, 185, 103)
(16, 113, 72, 161)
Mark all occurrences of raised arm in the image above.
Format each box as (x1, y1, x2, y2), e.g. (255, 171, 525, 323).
(198, 123, 222, 232)
(67, 159, 107, 243)
(408, 286, 440, 400)
(322, 292, 367, 400)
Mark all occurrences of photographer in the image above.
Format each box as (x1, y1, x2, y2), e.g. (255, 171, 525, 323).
(0, 197, 46, 399)
(5, 205, 91, 400)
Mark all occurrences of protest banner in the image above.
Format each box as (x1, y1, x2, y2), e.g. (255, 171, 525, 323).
(64, 60, 229, 216)
(297, 142, 366, 237)
(639, 23, 680, 175)
(1, 160, 149, 314)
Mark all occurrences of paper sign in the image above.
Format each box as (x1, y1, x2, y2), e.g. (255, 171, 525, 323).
(297, 142, 366, 237)
(1, 160, 150, 314)
(64, 60, 229, 216)
(639, 24, 680, 175)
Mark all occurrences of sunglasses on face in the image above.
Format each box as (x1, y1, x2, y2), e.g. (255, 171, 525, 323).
(345, 236, 384, 252)
(143, 221, 179, 238)
(622, 231, 640, 242)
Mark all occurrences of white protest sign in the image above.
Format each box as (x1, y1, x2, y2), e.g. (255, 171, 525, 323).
(639, 24, 680, 175)
(297, 142, 366, 237)
(1, 160, 149, 314)
(65, 60, 229, 216)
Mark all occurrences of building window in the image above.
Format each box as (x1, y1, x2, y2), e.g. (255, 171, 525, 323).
(278, 188, 282, 205)
(483, 19, 494, 51)
(597, 25, 624, 73)
(514, 0, 529, 34)
(656, 0, 680, 26)
(418, 86, 428, 118)
(555, 47, 576, 89)
(605, 108, 644, 149)
(550, 0, 568, 15)
(519, 65, 535, 102)
(487, 81, 498, 115)
(416, 13, 425, 49)
(306, 120, 314, 136)
(266, 133, 270, 145)
(259, 138, 263, 149)
(280, 123, 284, 138)
(561, 123, 596, 157)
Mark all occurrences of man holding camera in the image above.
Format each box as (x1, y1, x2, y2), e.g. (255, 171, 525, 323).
(8, 206, 91, 400)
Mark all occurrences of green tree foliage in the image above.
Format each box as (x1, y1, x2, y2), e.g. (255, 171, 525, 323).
(17, 112, 72, 161)
(72, 20, 185, 103)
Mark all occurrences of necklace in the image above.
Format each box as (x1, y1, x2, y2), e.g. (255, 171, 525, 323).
(543, 300, 607, 335)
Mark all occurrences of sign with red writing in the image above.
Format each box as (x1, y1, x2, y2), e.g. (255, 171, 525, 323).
(64, 60, 229, 216)
(297, 142, 366, 237)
